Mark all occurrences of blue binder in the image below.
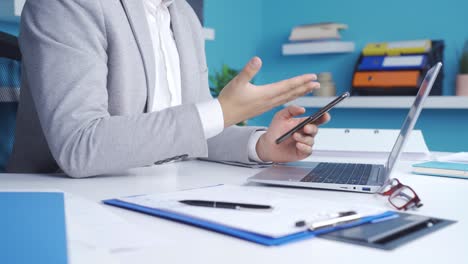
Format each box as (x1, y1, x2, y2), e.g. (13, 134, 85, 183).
(358, 55, 427, 71)
(103, 198, 396, 246)
(0, 192, 68, 264)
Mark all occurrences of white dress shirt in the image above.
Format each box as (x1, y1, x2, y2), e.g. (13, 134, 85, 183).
(143, 0, 265, 162)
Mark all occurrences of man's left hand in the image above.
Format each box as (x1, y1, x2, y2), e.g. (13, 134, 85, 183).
(256, 105, 330, 163)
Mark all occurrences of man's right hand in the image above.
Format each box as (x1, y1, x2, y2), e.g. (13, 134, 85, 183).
(218, 57, 320, 128)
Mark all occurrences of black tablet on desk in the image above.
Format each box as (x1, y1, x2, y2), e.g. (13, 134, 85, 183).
(320, 212, 456, 250)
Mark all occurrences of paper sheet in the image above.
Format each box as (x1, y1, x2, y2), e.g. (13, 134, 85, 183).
(118, 185, 386, 238)
(437, 152, 468, 164)
(308, 128, 430, 160)
(65, 193, 160, 253)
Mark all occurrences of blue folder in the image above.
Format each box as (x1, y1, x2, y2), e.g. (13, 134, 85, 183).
(0, 192, 68, 264)
(103, 198, 396, 246)
(358, 55, 427, 71)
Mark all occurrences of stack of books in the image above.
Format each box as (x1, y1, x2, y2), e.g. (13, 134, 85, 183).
(351, 39, 436, 96)
(282, 22, 355, 55)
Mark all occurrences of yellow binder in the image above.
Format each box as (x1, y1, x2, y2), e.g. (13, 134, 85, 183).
(363, 40, 431, 56)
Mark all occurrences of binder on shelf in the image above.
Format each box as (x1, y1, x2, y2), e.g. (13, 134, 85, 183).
(103, 185, 395, 246)
(351, 40, 444, 96)
(363, 40, 431, 56)
(353, 71, 421, 87)
(358, 55, 428, 71)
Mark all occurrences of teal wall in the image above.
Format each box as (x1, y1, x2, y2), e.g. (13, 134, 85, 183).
(205, 0, 468, 152)
(0, 21, 20, 35)
(206, 0, 468, 94)
(258, 0, 468, 95)
(204, 0, 263, 74)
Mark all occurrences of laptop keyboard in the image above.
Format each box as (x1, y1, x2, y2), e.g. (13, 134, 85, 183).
(300, 163, 373, 185)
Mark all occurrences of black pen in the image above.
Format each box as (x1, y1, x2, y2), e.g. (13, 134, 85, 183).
(179, 200, 273, 211)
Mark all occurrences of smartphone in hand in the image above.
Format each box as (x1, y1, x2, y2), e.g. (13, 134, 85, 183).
(275, 92, 350, 144)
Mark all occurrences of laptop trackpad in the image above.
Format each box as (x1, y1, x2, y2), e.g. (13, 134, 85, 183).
(251, 166, 314, 182)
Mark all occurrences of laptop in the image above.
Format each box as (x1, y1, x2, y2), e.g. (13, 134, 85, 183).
(247, 62, 442, 193)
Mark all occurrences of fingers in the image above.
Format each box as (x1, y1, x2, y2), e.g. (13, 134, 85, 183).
(293, 132, 314, 146)
(313, 112, 331, 125)
(301, 124, 318, 137)
(269, 74, 317, 93)
(277, 105, 306, 119)
(296, 142, 313, 156)
(289, 112, 331, 158)
(272, 81, 320, 106)
(236, 57, 262, 84)
(265, 74, 318, 100)
(293, 122, 318, 147)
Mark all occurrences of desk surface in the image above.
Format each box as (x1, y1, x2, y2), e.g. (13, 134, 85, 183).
(2, 157, 467, 264)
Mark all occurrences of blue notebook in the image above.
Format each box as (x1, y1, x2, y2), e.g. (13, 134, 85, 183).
(0, 192, 68, 264)
(103, 198, 395, 246)
(412, 161, 468, 179)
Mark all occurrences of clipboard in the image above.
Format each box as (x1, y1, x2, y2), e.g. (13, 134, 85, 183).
(103, 185, 396, 246)
(103, 199, 395, 246)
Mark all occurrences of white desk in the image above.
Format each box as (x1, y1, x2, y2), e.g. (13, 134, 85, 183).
(2, 157, 468, 264)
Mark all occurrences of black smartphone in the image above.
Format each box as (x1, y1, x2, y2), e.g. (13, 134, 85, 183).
(275, 92, 350, 144)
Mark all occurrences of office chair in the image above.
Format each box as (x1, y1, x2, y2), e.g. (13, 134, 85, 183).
(0, 31, 21, 172)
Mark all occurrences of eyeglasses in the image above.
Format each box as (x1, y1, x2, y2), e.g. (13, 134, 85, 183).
(378, 178, 423, 210)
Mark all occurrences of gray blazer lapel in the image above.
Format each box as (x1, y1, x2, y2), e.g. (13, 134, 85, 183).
(169, 1, 202, 104)
(120, 0, 155, 112)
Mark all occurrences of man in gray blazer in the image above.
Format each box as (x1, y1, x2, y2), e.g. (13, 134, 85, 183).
(7, 0, 329, 178)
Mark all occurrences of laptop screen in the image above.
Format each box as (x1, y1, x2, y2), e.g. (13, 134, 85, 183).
(385, 62, 442, 177)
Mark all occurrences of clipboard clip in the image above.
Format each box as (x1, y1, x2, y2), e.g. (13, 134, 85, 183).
(295, 211, 361, 231)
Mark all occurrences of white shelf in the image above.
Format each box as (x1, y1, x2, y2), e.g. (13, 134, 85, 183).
(282, 41, 355, 55)
(286, 96, 468, 109)
(203, 27, 215, 41)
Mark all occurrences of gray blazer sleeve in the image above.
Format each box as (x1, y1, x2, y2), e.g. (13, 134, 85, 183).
(19, 0, 210, 178)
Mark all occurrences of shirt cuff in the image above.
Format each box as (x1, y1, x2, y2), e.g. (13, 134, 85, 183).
(195, 99, 224, 139)
(248, 131, 267, 162)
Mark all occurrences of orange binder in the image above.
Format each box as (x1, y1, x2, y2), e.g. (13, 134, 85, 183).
(353, 71, 420, 87)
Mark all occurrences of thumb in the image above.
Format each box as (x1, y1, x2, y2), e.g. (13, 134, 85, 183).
(276, 105, 306, 120)
(236, 57, 262, 84)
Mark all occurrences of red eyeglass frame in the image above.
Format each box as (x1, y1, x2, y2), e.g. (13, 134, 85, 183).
(380, 178, 423, 210)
